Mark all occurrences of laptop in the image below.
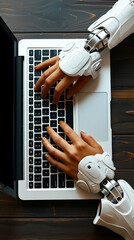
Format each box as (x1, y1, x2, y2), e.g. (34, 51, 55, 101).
(0, 17, 112, 200)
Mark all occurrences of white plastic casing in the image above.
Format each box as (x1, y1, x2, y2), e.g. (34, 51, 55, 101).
(88, 0, 134, 49)
(94, 180, 134, 240)
(77, 152, 115, 193)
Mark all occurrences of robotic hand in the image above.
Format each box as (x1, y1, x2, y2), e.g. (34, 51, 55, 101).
(76, 152, 134, 240)
(59, 0, 134, 79)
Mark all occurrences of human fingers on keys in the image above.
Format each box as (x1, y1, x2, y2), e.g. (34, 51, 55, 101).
(34, 56, 91, 104)
(41, 121, 103, 180)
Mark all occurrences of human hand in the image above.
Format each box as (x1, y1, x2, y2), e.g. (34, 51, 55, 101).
(34, 56, 91, 104)
(41, 121, 103, 180)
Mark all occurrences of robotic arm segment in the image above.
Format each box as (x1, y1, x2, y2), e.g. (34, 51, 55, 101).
(59, 0, 134, 78)
(93, 180, 134, 240)
(88, 0, 134, 49)
(77, 152, 134, 240)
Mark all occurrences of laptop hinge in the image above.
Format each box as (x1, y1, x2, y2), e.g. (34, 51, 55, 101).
(15, 56, 24, 180)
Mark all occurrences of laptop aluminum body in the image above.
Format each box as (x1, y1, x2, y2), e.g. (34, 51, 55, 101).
(0, 17, 112, 200)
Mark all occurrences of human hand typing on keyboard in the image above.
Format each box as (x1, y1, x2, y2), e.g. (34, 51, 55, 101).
(34, 55, 91, 104)
(41, 121, 103, 179)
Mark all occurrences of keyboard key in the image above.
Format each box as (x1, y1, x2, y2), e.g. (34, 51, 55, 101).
(50, 49, 57, 58)
(34, 158, 41, 165)
(43, 108, 49, 115)
(29, 82, 33, 88)
(43, 50, 49, 56)
(35, 50, 41, 60)
(34, 134, 41, 141)
(34, 151, 41, 157)
(34, 142, 41, 149)
(43, 178, 49, 188)
(29, 57, 33, 64)
(50, 120, 57, 127)
(51, 166, 57, 173)
(34, 77, 39, 85)
(29, 140, 33, 147)
(43, 169, 49, 176)
(42, 124, 48, 131)
(29, 131, 33, 139)
(50, 88, 54, 95)
(59, 94, 64, 101)
(58, 102, 64, 109)
(29, 74, 33, 80)
(35, 175, 41, 181)
(29, 90, 33, 96)
(58, 110, 64, 117)
(34, 102, 41, 108)
(34, 118, 41, 124)
(29, 174, 33, 181)
(29, 123, 33, 130)
(43, 161, 49, 168)
(42, 132, 49, 139)
(43, 116, 49, 123)
(66, 101, 73, 129)
(42, 57, 49, 62)
(43, 100, 49, 107)
(67, 181, 74, 188)
(29, 165, 33, 172)
(29, 114, 33, 121)
(29, 98, 33, 105)
(29, 149, 33, 155)
(29, 182, 33, 188)
(59, 173, 65, 188)
(51, 175, 57, 188)
(50, 104, 57, 111)
(29, 106, 33, 113)
(34, 126, 41, 132)
(35, 61, 41, 66)
(29, 50, 33, 56)
(34, 94, 41, 100)
(35, 167, 41, 173)
(29, 157, 33, 164)
(50, 112, 57, 119)
(34, 110, 41, 116)
(35, 183, 41, 188)
(29, 65, 33, 72)
(35, 69, 41, 76)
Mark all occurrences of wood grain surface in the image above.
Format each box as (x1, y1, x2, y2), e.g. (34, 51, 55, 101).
(0, 0, 134, 239)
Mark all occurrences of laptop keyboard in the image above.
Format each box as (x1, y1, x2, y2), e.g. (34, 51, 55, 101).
(28, 48, 74, 189)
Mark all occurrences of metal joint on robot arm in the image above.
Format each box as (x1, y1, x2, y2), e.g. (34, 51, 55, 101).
(87, 0, 134, 50)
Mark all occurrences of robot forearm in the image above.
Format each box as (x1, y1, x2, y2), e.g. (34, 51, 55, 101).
(94, 180, 134, 240)
(87, 0, 134, 50)
(76, 153, 134, 240)
(59, 0, 134, 78)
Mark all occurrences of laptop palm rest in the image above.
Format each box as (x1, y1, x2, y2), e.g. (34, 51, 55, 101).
(77, 92, 108, 142)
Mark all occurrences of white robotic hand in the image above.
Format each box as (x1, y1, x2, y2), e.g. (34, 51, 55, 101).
(59, 41, 102, 78)
(77, 152, 134, 240)
(59, 0, 134, 78)
(76, 152, 116, 193)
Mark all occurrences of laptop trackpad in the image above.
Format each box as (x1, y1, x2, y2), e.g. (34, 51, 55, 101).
(77, 92, 108, 141)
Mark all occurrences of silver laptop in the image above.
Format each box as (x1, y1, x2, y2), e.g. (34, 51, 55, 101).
(0, 17, 112, 200)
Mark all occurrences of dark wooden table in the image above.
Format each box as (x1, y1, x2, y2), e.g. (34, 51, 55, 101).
(0, 0, 134, 239)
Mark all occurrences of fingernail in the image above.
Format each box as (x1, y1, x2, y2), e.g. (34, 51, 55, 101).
(41, 137, 45, 141)
(46, 126, 51, 131)
(45, 153, 49, 157)
(59, 121, 64, 125)
(81, 131, 86, 134)
(34, 66, 37, 69)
